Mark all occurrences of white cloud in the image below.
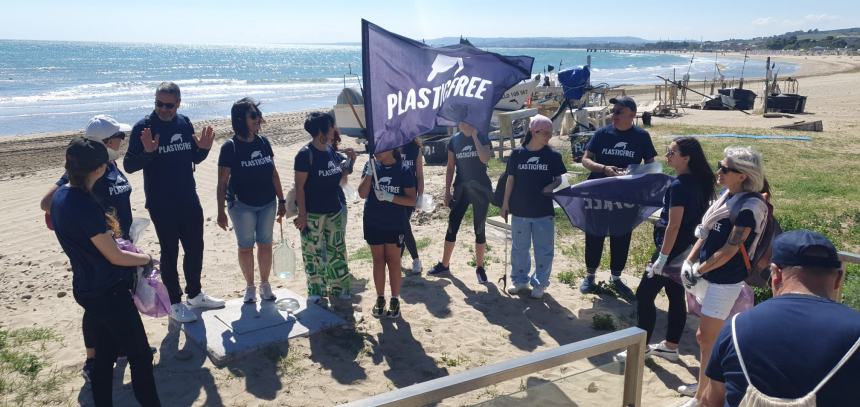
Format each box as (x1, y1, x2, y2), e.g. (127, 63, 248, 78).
(753, 17, 775, 26)
(805, 14, 840, 23)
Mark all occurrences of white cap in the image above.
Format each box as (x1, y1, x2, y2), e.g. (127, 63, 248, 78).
(84, 115, 132, 142)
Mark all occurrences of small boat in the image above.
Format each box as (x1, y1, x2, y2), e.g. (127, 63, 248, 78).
(772, 120, 823, 132)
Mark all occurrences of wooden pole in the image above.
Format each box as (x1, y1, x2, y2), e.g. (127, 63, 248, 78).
(763, 57, 771, 114)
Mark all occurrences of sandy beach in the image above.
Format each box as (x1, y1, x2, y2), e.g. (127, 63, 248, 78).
(1, 54, 858, 406)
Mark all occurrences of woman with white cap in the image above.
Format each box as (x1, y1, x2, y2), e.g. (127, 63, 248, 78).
(500, 114, 567, 298)
(39, 114, 135, 382)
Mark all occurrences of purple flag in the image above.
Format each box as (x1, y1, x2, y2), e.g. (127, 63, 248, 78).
(553, 173, 673, 236)
(362, 20, 534, 153)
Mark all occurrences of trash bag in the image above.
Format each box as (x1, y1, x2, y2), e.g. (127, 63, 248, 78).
(273, 222, 297, 280)
(117, 238, 171, 318)
(129, 217, 151, 243)
(416, 194, 436, 212)
(341, 183, 359, 203)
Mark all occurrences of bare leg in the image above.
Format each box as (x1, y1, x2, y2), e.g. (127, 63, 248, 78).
(257, 243, 273, 283)
(441, 240, 456, 267)
(238, 247, 255, 286)
(695, 315, 726, 401)
(475, 243, 486, 268)
(385, 244, 403, 297)
(370, 245, 386, 296)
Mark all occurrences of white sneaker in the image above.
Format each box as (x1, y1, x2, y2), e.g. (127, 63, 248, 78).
(259, 282, 276, 301)
(677, 383, 698, 397)
(411, 258, 423, 275)
(169, 303, 197, 323)
(243, 286, 257, 303)
(614, 346, 653, 362)
(506, 283, 529, 295)
(530, 286, 546, 299)
(650, 340, 680, 361)
(187, 292, 225, 309)
(677, 398, 699, 407)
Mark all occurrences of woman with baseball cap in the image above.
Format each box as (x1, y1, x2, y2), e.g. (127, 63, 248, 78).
(500, 114, 567, 299)
(51, 137, 160, 406)
(39, 114, 135, 382)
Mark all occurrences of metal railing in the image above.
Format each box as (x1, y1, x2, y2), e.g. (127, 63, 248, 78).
(342, 327, 647, 407)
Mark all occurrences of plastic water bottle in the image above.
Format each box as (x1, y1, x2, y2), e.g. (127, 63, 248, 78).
(273, 223, 297, 280)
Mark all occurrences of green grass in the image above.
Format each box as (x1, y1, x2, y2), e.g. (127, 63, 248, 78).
(0, 327, 69, 406)
(591, 314, 617, 331)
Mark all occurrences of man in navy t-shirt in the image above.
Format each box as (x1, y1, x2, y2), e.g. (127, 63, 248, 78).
(579, 96, 657, 300)
(123, 82, 223, 323)
(703, 230, 860, 407)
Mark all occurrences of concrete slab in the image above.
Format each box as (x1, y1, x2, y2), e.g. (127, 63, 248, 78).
(181, 288, 346, 366)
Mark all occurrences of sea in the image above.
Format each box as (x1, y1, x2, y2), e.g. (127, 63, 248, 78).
(0, 40, 796, 136)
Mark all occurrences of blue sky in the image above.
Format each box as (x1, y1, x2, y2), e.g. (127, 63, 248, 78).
(1, 0, 857, 44)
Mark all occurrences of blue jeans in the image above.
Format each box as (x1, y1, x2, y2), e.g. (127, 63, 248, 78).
(510, 215, 555, 288)
(228, 199, 277, 249)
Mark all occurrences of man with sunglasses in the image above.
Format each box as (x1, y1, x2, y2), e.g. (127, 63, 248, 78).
(579, 96, 657, 301)
(124, 81, 223, 323)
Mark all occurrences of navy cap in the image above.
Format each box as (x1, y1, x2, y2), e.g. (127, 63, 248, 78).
(609, 96, 637, 112)
(66, 136, 108, 172)
(772, 230, 841, 269)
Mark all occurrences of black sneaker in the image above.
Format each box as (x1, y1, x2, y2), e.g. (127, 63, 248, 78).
(579, 274, 597, 294)
(428, 262, 450, 276)
(612, 278, 636, 302)
(81, 358, 95, 383)
(372, 296, 386, 318)
(476, 266, 488, 284)
(386, 297, 401, 319)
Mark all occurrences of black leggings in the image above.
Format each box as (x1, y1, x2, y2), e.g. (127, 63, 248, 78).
(75, 287, 160, 406)
(585, 232, 632, 273)
(401, 209, 419, 260)
(635, 273, 687, 344)
(149, 201, 204, 304)
(445, 186, 488, 244)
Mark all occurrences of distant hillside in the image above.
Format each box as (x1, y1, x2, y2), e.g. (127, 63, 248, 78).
(636, 27, 860, 51)
(425, 36, 651, 48)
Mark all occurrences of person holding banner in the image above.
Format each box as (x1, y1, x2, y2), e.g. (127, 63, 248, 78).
(358, 148, 417, 318)
(400, 138, 424, 274)
(216, 98, 287, 304)
(679, 146, 768, 406)
(615, 137, 714, 363)
(429, 122, 493, 284)
(578, 96, 657, 301)
(500, 115, 566, 299)
(294, 112, 353, 303)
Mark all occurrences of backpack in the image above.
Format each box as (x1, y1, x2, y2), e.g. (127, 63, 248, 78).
(730, 192, 782, 288)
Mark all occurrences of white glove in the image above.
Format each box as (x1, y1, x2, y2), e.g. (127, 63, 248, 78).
(363, 163, 373, 177)
(681, 260, 702, 290)
(374, 189, 395, 202)
(647, 253, 669, 278)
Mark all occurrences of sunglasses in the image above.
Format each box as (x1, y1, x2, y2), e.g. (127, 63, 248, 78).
(248, 111, 262, 120)
(717, 162, 742, 174)
(155, 100, 176, 109)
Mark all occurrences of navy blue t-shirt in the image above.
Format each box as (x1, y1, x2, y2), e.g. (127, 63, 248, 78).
(699, 199, 758, 284)
(447, 132, 492, 189)
(707, 294, 860, 407)
(218, 136, 276, 206)
(653, 174, 706, 261)
(51, 187, 135, 298)
(362, 159, 416, 231)
(585, 125, 657, 180)
(124, 112, 209, 209)
(57, 162, 133, 239)
(401, 141, 420, 178)
(294, 144, 345, 215)
(505, 146, 567, 218)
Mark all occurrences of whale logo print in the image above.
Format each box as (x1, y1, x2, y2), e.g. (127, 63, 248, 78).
(427, 54, 464, 82)
(461, 145, 473, 152)
(378, 176, 392, 185)
(250, 151, 262, 159)
(613, 142, 629, 149)
(170, 134, 183, 144)
(527, 157, 540, 164)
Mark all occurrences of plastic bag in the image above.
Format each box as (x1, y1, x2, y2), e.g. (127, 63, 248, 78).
(117, 238, 171, 318)
(416, 194, 436, 212)
(273, 222, 297, 280)
(284, 187, 298, 218)
(341, 183, 359, 203)
(129, 217, 151, 243)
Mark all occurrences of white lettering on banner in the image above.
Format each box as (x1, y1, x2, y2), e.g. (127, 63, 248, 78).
(386, 75, 494, 120)
(583, 198, 636, 210)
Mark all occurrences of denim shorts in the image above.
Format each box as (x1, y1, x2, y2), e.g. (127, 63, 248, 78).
(227, 199, 277, 249)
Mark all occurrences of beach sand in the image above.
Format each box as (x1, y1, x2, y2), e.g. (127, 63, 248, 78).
(1, 54, 858, 406)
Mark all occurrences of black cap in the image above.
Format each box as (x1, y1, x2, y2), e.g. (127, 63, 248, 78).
(65, 136, 108, 172)
(772, 230, 841, 269)
(609, 96, 637, 112)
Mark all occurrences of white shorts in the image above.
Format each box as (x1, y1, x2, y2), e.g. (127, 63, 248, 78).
(700, 281, 745, 320)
